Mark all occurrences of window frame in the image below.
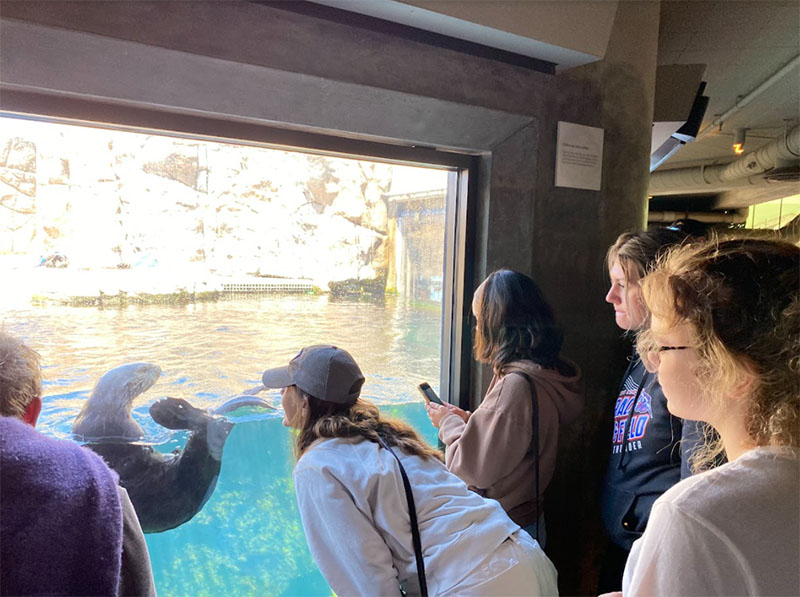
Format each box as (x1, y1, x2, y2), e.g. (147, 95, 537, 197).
(1, 92, 477, 404)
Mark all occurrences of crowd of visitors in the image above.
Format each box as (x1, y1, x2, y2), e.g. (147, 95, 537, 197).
(1, 233, 797, 596)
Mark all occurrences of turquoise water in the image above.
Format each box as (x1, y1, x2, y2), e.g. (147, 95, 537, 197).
(2, 295, 442, 596)
(146, 403, 436, 597)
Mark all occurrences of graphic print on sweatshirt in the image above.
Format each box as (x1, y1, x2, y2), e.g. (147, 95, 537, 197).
(611, 376, 653, 454)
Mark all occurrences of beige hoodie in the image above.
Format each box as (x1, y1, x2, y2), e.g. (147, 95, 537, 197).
(439, 359, 583, 527)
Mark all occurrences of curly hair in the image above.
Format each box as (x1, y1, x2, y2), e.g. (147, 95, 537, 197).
(294, 394, 443, 463)
(473, 269, 565, 374)
(639, 237, 800, 469)
(0, 331, 42, 419)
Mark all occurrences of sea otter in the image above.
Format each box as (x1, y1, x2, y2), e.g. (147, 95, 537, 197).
(72, 363, 271, 533)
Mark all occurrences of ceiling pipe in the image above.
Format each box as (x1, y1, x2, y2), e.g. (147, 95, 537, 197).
(695, 54, 800, 142)
(649, 171, 790, 195)
(718, 123, 799, 181)
(649, 125, 800, 194)
(647, 209, 748, 224)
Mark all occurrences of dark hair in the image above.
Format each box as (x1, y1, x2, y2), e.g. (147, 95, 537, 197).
(295, 394, 443, 462)
(474, 269, 564, 373)
(641, 237, 800, 464)
(668, 218, 710, 238)
(607, 228, 690, 282)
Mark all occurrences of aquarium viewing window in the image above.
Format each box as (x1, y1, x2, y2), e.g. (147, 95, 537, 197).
(0, 114, 470, 595)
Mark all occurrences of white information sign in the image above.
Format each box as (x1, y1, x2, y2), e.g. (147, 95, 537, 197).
(555, 121, 604, 191)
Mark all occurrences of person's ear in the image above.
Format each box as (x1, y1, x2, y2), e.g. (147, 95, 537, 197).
(731, 359, 758, 400)
(22, 396, 43, 427)
(641, 350, 659, 374)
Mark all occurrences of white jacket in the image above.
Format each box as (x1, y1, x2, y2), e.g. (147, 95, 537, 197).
(293, 436, 546, 596)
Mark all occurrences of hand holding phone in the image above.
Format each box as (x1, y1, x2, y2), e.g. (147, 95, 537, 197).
(417, 382, 444, 405)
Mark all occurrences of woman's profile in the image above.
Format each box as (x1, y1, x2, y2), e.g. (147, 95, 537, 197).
(263, 344, 559, 596)
(426, 269, 583, 544)
(598, 228, 700, 592)
(616, 237, 799, 596)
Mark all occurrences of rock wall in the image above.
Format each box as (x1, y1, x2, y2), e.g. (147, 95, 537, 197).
(0, 122, 413, 289)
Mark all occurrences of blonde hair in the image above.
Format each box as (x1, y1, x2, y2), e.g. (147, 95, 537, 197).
(294, 394, 443, 463)
(606, 228, 690, 283)
(639, 237, 800, 470)
(0, 331, 42, 418)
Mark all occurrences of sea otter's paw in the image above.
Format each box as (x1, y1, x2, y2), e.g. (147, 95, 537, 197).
(150, 397, 211, 430)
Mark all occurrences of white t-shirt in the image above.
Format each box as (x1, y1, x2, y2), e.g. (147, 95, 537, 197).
(623, 446, 800, 596)
(293, 436, 535, 596)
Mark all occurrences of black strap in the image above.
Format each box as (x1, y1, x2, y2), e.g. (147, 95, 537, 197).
(618, 370, 651, 470)
(377, 436, 428, 597)
(512, 372, 540, 543)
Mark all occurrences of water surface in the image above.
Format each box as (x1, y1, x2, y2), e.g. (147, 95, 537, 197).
(2, 295, 442, 595)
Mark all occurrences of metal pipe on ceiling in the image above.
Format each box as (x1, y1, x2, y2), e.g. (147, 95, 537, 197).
(649, 125, 800, 194)
(695, 54, 800, 142)
(718, 124, 800, 181)
(647, 209, 748, 224)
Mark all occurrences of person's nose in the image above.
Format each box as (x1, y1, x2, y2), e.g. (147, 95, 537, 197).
(605, 285, 618, 305)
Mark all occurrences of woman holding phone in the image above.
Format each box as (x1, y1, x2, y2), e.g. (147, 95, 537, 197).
(263, 344, 558, 596)
(426, 269, 583, 545)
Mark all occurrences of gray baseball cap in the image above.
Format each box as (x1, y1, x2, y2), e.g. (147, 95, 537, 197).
(262, 345, 364, 405)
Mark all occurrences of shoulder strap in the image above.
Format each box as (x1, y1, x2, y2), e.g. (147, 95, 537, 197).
(617, 346, 638, 394)
(618, 369, 651, 470)
(511, 371, 540, 543)
(377, 437, 428, 597)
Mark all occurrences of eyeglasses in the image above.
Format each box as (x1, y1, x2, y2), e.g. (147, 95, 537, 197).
(644, 345, 692, 370)
(636, 327, 693, 372)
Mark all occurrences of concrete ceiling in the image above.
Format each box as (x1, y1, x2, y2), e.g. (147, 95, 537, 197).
(310, 0, 800, 211)
(656, 0, 799, 170)
(311, 0, 617, 68)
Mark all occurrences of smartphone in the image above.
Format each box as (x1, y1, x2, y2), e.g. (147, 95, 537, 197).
(417, 382, 444, 405)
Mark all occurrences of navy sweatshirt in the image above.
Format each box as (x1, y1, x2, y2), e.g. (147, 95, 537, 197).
(600, 353, 688, 551)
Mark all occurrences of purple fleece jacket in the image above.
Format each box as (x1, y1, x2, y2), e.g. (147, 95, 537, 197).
(0, 416, 123, 596)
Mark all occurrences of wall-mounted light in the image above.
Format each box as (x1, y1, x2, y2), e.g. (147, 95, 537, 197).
(733, 128, 746, 154)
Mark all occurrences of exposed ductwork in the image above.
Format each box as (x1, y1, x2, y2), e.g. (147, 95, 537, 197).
(693, 55, 800, 143)
(649, 125, 800, 195)
(647, 209, 748, 225)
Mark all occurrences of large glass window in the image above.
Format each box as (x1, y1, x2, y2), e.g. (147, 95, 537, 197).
(744, 194, 800, 230)
(0, 116, 457, 595)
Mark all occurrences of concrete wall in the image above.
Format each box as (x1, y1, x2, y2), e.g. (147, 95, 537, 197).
(539, 3, 661, 589)
(0, 1, 659, 593)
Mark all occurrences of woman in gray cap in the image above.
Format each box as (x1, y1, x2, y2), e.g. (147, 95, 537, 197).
(262, 344, 558, 597)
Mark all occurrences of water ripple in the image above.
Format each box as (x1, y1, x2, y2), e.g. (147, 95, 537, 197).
(3, 295, 442, 443)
